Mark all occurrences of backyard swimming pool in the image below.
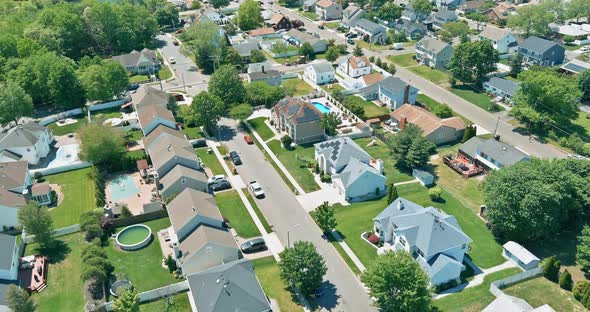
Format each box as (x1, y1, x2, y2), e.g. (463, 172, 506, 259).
(108, 175, 140, 201)
(116, 224, 152, 251)
(312, 102, 332, 114)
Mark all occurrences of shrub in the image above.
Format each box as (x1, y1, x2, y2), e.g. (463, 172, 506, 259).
(314, 162, 320, 174)
(34, 172, 43, 180)
(574, 281, 590, 301)
(320, 175, 332, 183)
(166, 254, 177, 273)
(281, 135, 293, 148)
(559, 269, 573, 290)
(563, 35, 575, 44)
(542, 256, 561, 282)
(428, 186, 442, 201)
(120, 205, 132, 218)
(369, 56, 375, 62)
(50, 190, 57, 204)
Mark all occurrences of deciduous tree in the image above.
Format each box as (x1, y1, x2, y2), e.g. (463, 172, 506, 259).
(578, 70, 590, 101)
(6, 284, 35, 312)
(211, 0, 231, 9)
(112, 288, 140, 312)
(208, 64, 246, 107)
(17, 202, 53, 250)
(237, 0, 263, 31)
(279, 241, 327, 296)
(245, 82, 285, 107)
(299, 42, 315, 61)
(411, 0, 433, 16)
(0, 81, 33, 126)
(387, 124, 435, 171)
(448, 41, 498, 86)
(78, 123, 126, 169)
(320, 113, 341, 136)
(78, 61, 129, 102)
(229, 103, 253, 121)
(314, 202, 337, 234)
(325, 46, 340, 62)
(509, 53, 523, 78)
(577, 225, 590, 273)
(250, 49, 266, 63)
(155, 3, 180, 28)
(439, 22, 470, 44)
(190, 91, 225, 133)
(183, 21, 226, 74)
(507, 2, 557, 37)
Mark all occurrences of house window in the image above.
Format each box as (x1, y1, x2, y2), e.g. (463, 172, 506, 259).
(398, 237, 406, 247)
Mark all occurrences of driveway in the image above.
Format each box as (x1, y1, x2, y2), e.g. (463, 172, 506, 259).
(217, 118, 376, 312)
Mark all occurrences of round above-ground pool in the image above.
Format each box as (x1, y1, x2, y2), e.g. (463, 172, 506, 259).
(116, 224, 152, 251)
(110, 280, 133, 297)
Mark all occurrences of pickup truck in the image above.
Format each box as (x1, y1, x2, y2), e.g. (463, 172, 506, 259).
(249, 181, 265, 198)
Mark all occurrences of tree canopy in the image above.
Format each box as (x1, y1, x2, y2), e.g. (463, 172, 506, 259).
(448, 40, 498, 86)
(507, 1, 560, 37)
(6, 284, 35, 312)
(237, 0, 263, 31)
(320, 113, 341, 136)
(78, 60, 129, 102)
(578, 70, 590, 102)
(229, 103, 253, 121)
(245, 82, 285, 107)
(18, 202, 54, 250)
(208, 64, 246, 108)
(183, 21, 227, 74)
(411, 0, 433, 15)
(112, 288, 140, 312)
(78, 122, 126, 169)
(439, 22, 470, 44)
(0, 81, 33, 126)
(387, 123, 435, 171)
(190, 91, 225, 133)
(279, 241, 327, 296)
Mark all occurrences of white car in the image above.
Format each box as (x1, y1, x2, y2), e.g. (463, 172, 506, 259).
(249, 181, 265, 198)
(169, 57, 176, 64)
(208, 175, 226, 184)
(581, 46, 590, 52)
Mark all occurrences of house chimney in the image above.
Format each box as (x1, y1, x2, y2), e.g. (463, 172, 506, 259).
(173, 243, 181, 258)
(262, 65, 265, 73)
(370, 159, 384, 174)
(397, 200, 404, 210)
(167, 144, 172, 151)
(399, 116, 407, 129)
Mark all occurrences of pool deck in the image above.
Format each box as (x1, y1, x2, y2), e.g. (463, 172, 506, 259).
(105, 172, 157, 216)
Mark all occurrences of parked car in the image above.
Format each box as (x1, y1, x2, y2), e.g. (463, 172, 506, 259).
(249, 181, 265, 198)
(581, 46, 590, 52)
(173, 40, 179, 46)
(229, 151, 242, 165)
(208, 174, 227, 184)
(347, 39, 354, 45)
(127, 83, 140, 91)
(169, 57, 176, 64)
(175, 29, 184, 34)
(210, 180, 231, 191)
(244, 135, 254, 144)
(240, 237, 266, 253)
(191, 139, 207, 148)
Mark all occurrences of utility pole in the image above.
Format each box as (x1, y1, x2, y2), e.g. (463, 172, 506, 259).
(182, 73, 187, 93)
(493, 116, 500, 136)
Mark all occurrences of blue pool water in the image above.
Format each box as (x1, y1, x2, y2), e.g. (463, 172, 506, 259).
(108, 175, 140, 201)
(312, 102, 331, 114)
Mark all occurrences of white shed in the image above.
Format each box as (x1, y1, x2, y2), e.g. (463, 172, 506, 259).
(502, 241, 540, 271)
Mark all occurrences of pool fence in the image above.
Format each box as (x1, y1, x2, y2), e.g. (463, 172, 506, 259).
(29, 161, 92, 177)
(23, 224, 81, 244)
(87, 98, 130, 112)
(38, 108, 84, 126)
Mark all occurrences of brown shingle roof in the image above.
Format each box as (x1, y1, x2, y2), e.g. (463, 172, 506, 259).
(143, 124, 183, 149)
(148, 135, 198, 173)
(316, 0, 336, 8)
(362, 73, 383, 86)
(0, 161, 28, 208)
(249, 27, 275, 37)
(31, 183, 51, 196)
(270, 14, 286, 25)
(349, 56, 370, 69)
(177, 226, 237, 263)
(273, 97, 322, 124)
(167, 189, 221, 234)
(390, 104, 465, 136)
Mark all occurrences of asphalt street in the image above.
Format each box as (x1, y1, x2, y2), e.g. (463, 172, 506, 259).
(157, 34, 209, 95)
(218, 118, 377, 312)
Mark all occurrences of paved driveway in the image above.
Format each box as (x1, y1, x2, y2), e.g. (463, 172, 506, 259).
(218, 118, 376, 312)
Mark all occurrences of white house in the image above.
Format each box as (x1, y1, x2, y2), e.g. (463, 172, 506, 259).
(338, 56, 372, 78)
(373, 197, 472, 286)
(377, 76, 419, 110)
(0, 121, 54, 165)
(314, 0, 343, 21)
(304, 61, 335, 85)
(483, 294, 556, 312)
(0, 234, 19, 281)
(315, 137, 386, 202)
(479, 26, 518, 54)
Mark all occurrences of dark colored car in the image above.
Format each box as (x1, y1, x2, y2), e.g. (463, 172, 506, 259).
(191, 139, 207, 148)
(127, 83, 140, 91)
(240, 238, 266, 253)
(229, 151, 242, 165)
(210, 180, 231, 191)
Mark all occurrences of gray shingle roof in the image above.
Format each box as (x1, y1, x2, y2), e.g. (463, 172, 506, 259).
(0, 161, 28, 208)
(112, 49, 159, 68)
(147, 135, 199, 174)
(166, 188, 220, 235)
(378, 76, 410, 94)
(561, 59, 590, 74)
(519, 36, 561, 54)
(412, 168, 433, 181)
(417, 253, 463, 281)
(479, 26, 511, 41)
(460, 137, 528, 167)
(248, 70, 281, 81)
(0, 121, 47, 150)
(159, 165, 208, 199)
(0, 234, 16, 271)
(310, 61, 334, 74)
(314, 137, 372, 170)
(187, 259, 271, 312)
(485, 77, 520, 97)
(132, 86, 170, 109)
(285, 29, 324, 47)
(232, 40, 259, 57)
(417, 37, 451, 53)
(354, 18, 386, 35)
(337, 157, 384, 187)
(434, 9, 457, 21)
(482, 294, 540, 312)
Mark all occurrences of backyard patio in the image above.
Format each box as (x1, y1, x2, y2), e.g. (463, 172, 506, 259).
(105, 172, 157, 215)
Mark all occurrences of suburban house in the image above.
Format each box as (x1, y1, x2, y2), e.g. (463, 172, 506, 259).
(416, 37, 454, 69)
(458, 136, 529, 171)
(427, 9, 458, 30)
(342, 5, 363, 28)
(147, 135, 201, 179)
(159, 165, 209, 202)
(373, 197, 472, 286)
(0, 234, 19, 281)
(338, 56, 372, 78)
(401, 4, 429, 22)
(435, 0, 463, 9)
(479, 26, 517, 54)
(315, 0, 342, 21)
(112, 48, 160, 75)
(131, 85, 170, 109)
(304, 0, 318, 11)
(483, 294, 556, 312)
(377, 76, 419, 110)
(392, 21, 427, 41)
(457, 0, 486, 14)
(502, 241, 540, 271)
(390, 104, 465, 145)
(0, 121, 54, 165)
(304, 61, 335, 85)
(283, 29, 328, 53)
(315, 137, 386, 202)
(483, 77, 520, 103)
(186, 259, 272, 312)
(484, 2, 516, 24)
(137, 104, 177, 136)
(268, 13, 291, 30)
(167, 188, 224, 243)
(353, 19, 388, 44)
(248, 27, 276, 39)
(561, 59, 590, 75)
(143, 125, 185, 151)
(247, 69, 283, 86)
(271, 97, 325, 144)
(518, 36, 565, 67)
(232, 39, 261, 62)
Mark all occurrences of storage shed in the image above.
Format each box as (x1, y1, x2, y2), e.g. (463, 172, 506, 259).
(502, 241, 540, 271)
(412, 168, 434, 186)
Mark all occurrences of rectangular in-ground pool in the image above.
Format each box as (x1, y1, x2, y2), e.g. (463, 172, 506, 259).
(312, 102, 332, 114)
(108, 175, 140, 201)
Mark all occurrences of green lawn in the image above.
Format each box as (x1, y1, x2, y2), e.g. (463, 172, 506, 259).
(387, 53, 418, 67)
(397, 183, 505, 269)
(321, 83, 345, 94)
(354, 40, 389, 51)
(216, 190, 261, 238)
(183, 125, 204, 139)
(26, 234, 85, 312)
(140, 293, 191, 312)
(47, 117, 87, 136)
(449, 84, 504, 112)
(92, 107, 122, 120)
(408, 65, 449, 83)
(266, 139, 320, 193)
(245, 192, 273, 234)
(499, 58, 510, 65)
(126, 129, 143, 142)
(248, 117, 275, 141)
(195, 148, 225, 176)
(301, 11, 318, 20)
(46, 167, 96, 228)
(503, 276, 586, 312)
(106, 218, 178, 292)
(159, 66, 173, 80)
(252, 256, 305, 312)
(433, 268, 521, 311)
(129, 75, 149, 83)
(282, 78, 314, 96)
(343, 95, 390, 120)
(325, 22, 340, 29)
(353, 137, 414, 185)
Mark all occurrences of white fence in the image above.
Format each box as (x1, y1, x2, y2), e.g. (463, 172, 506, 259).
(24, 224, 81, 244)
(104, 281, 189, 311)
(489, 266, 543, 297)
(87, 98, 130, 112)
(29, 161, 92, 176)
(38, 108, 84, 126)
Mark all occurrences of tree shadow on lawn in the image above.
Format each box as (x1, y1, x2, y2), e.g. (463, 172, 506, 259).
(38, 239, 71, 264)
(524, 229, 579, 267)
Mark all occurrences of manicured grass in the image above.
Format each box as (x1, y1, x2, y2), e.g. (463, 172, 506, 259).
(129, 74, 149, 83)
(195, 147, 225, 175)
(252, 256, 305, 312)
(282, 78, 314, 96)
(126, 129, 143, 142)
(408, 65, 449, 83)
(325, 22, 340, 29)
(354, 40, 389, 51)
(183, 125, 204, 139)
(387, 53, 418, 67)
(47, 117, 87, 136)
(321, 83, 345, 93)
(503, 276, 586, 312)
(266, 139, 320, 193)
(449, 84, 504, 112)
(245, 192, 273, 234)
(140, 293, 192, 312)
(397, 183, 505, 269)
(106, 218, 178, 292)
(158, 66, 173, 80)
(343, 95, 390, 120)
(353, 137, 414, 184)
(499, 58, 510, 65)
(301, 11, 318, 20)
(26, 234, 85, 312)
(92, 107, 122, 120)
(216, 190, 261, 238)
(433, 268, 521, 311)
(46, 167, 96, 228)
(125, 149, 146, 161)
(248, 117, 275, 141)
